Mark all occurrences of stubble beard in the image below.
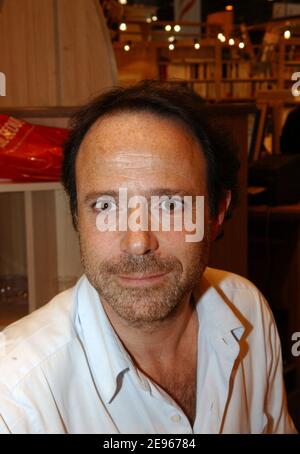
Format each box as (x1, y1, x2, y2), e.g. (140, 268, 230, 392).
(80, 236, 210, 328)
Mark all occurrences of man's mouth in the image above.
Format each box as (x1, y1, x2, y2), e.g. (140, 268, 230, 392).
(116, 272, 169, 286)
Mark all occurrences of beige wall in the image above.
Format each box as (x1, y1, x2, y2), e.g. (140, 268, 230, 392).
(0, 0, 117, 107)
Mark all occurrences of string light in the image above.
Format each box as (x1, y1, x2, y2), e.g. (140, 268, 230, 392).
(146, 17, 152, 23)
(228, 38, 235, 46)
(119, 22, 127, 31)
(124, 43, 130, 51)
(169, 43, 175, 51)
(165, 24, 172, 32)
(118, 0, 127, 4)
(218, 33, 226, 42)
(239, 42, 245, 49)
(151, 15, 158, 22)
(174, 24, 181, 32)
(168, 36, 175, 42)
(225, 5, 234, 11)
(194, 39, 200, 50)
(284, 29, 291, 39)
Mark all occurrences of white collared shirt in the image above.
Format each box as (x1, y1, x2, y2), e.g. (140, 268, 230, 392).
(0, 267, 297, 434)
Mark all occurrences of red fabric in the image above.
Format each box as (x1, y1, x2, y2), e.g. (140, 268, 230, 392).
(0, 115, 69, 181)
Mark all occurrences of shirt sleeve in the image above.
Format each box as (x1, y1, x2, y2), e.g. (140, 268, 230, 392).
(262, 296, 298, 434)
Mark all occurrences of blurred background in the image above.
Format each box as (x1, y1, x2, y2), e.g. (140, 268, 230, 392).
(0, 0, 300, 430)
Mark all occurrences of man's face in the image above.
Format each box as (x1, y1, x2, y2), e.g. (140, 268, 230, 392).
(76, 111, 212, 326)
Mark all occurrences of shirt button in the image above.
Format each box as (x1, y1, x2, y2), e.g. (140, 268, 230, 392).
(170, 414, 181, 423)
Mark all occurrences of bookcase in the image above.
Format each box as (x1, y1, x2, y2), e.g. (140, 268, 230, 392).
(115, 36, 300, 101)
(157, 40, 277, 100)
(278, 38, 300, 90)
(0, 181, 82, 328)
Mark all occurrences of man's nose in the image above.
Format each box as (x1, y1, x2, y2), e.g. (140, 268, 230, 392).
(120, 228, 159, 256)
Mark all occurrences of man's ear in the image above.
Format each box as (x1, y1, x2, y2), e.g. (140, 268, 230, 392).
(210, 191, 232, 241)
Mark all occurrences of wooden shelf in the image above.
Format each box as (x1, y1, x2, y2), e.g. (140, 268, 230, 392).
(0, 183, 82, 322)
(0, 181, 62, 193)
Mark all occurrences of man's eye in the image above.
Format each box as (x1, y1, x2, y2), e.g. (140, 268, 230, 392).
(160, 197, 184, 212)
(94, 198, 117, 212)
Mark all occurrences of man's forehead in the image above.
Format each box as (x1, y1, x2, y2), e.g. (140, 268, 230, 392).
(76, 111, 207, 187)
(76, 147, 205, 187)
(79, 111, 200, 154)
(85, 147, 166, 170)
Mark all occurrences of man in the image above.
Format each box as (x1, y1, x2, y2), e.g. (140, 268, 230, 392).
(0, 81, 297, 434)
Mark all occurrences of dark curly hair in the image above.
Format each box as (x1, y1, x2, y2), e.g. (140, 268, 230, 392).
(62, 80, 240, 229)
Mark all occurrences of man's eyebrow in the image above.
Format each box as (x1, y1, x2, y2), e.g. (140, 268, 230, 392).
(84, 190, 120, 203)
(149, 188, 197, 196)
(84, 188, 197, 203)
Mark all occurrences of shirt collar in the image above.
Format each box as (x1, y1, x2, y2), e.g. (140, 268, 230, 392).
(193, 273, 245, 341)
(73, 270, 245, 404)
(193, 273, 245, 361)
(74, 275, 134, 404)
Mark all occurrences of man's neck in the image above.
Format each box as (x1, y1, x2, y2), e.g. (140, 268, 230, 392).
(100, 292, 198, 368)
